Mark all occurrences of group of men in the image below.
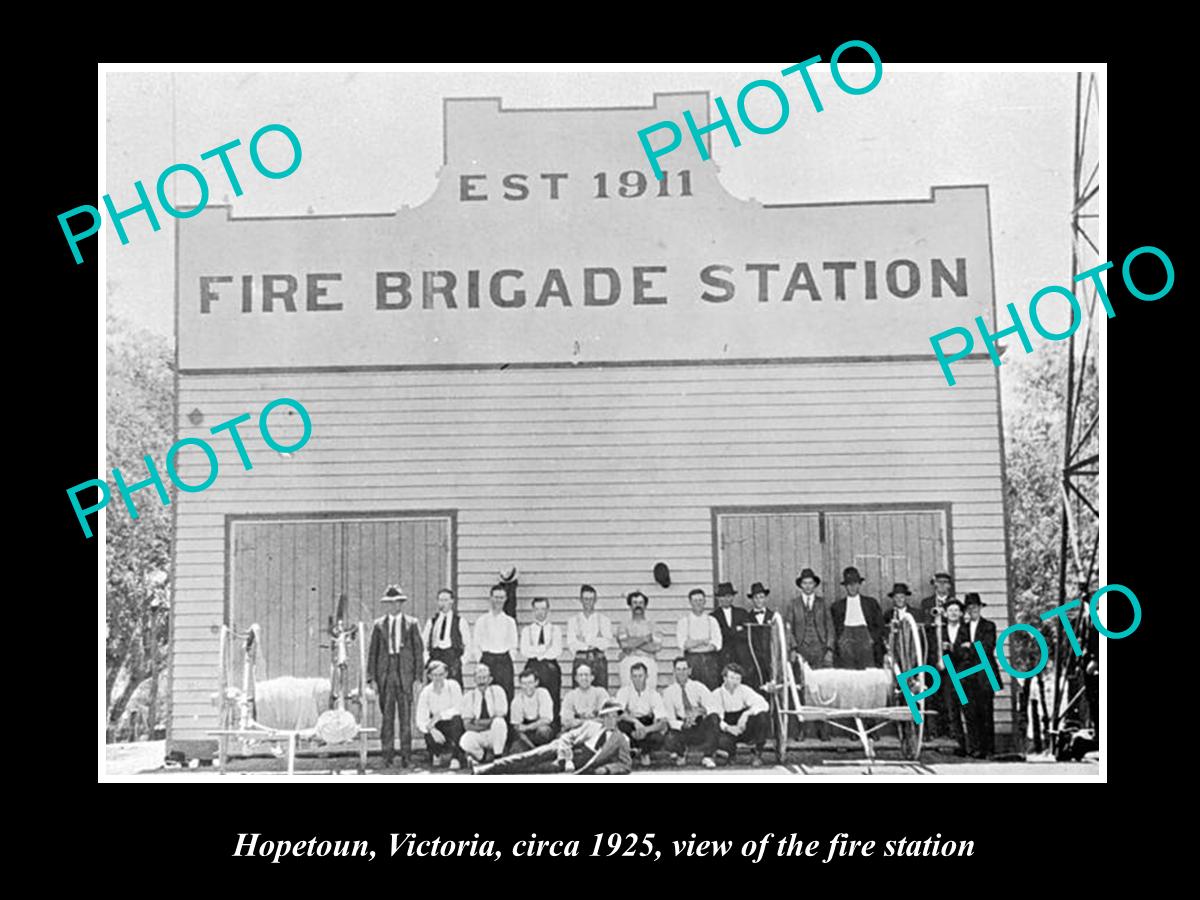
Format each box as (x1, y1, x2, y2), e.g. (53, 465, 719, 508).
(365, 567, 998, 771)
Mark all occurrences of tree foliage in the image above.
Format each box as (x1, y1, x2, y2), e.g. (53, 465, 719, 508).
(106, 311, 175, 740)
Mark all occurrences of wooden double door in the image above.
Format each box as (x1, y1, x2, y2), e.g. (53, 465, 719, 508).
(715, 506, 949, 611)
(227, 514, 453, 730)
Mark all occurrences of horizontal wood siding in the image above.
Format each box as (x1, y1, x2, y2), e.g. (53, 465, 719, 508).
(168, 358, 1011, 752)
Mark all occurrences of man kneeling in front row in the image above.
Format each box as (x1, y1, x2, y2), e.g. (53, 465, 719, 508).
(474, 698, 632, 775)
(709, 663, 771, 766)
(661, 656, 718, 769)
(615, 661, 668, 767)
(459, 662, 509, 765)
(509, 667, 556, 751)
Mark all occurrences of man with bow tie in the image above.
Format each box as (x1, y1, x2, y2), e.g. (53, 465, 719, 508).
(743, 582, 782, 691)
(422, 588, 471, 686)
(519, 596, 563, 729)
(367, 585, 424, 768)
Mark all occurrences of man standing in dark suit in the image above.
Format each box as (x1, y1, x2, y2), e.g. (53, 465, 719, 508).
(962, 592, 998, 758)
(921, 572, 956, 738)
(830, 567, 884, 669)
(711, 582, 753, 676)
(787, 568, 834, 740)
(935, 597, 971, 755)
(367, 585, 424, 768)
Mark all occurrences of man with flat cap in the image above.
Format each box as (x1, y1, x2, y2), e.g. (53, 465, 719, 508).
(712, 582, 753, 678)
(367, 585, 424, 768)
(831, 567, 884, 670)
(962, 592, 998, 758)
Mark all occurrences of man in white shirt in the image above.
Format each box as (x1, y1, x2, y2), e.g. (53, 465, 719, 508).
(567, 584, 613, 689)
(458, 662, 509, 764)
(422, 588, 471, 685)
(936, 597, 970, 755)
(473, 583, 519, 702)
(709, 663, 771, 766)
(561, 663, 610, 729)
(676, 588, 723, 689)
(661, 656, 718, 768)
(519, 597, 563, 728)
(509, 668, 556, 750)
(831, 567, 885, 669)
(615, 661, 668, 767)
(415, 659, 465, 769)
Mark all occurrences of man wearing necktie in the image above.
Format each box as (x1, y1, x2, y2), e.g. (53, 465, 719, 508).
(422, 588, 471, 685)
(459, 662, 509, 764)
(743, 582, 781, 691)
(787, 567, 835, 741)
(367, 585, 424, 768)
(519, 597, 563, 729)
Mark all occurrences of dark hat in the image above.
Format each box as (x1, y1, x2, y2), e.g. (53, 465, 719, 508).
(931, 571, 954, 583)
(380, 584, 407, 603)
(653, 562, 671, 589)
(748, 581, 770, 597)
(962, 592, 985, 607)
(942, 597, 964, 610)
(888, 582, 912, 597)
(498, 566, 518, 583)
(841, 566, 864, 585)
(715, 582, 738, 598)
(795, 567, 821, 588)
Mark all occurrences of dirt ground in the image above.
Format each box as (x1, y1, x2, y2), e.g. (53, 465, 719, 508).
(104, 739, 1101, 780)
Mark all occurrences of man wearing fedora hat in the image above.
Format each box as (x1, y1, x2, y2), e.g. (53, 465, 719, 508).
(367, 585, 425, 767)
(962, 593, 998, 758)
(831, 567, 884, 670)
(787, 568, 834, 740)
(921, 572, 956, 738)
(743, 582, 782, 691)
(712, 582, 753, 680)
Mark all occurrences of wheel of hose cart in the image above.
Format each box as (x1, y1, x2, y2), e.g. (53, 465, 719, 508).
(890, 611, 926, 759)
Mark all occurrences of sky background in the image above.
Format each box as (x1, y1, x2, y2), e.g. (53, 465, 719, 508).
(104, 68, 1097, 401)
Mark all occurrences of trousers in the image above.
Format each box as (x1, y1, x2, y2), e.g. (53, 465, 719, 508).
(835, 625, 874, 670)
(685, 651, 721, 690)
(481, 652, 514, 702)
(664, 713, 718, 757)
(716, 710, 770, 755)
(963, 673, 995, 757)
(459, 720, 509, 761)
(619, 714, 666, 754)
(510, 724, 556, 752)
(378, 675, 412, 762)
(424, 715, 465, 761)
(525, 658, 563, 726)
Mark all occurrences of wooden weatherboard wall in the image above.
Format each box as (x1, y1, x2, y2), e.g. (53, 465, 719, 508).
(166, 357, 1010, 755)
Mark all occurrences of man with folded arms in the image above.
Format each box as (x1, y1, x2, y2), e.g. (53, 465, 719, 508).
(615, 661, 668, 767)
(458, 662, 509, 765)
(561, 663, 609, 729)
(661, 656, 718, 769)
(415, 659, 465, 770)
(709, 663, 771, 766)
(509, 667, 556, 751)
(676, 588, 723, 690)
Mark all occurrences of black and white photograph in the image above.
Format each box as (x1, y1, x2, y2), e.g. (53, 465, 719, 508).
(96, 62, 1105, 783)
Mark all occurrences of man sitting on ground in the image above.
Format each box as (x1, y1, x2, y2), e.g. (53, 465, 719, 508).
(709, 663, 771, 767)
(509, 667, 556, 751)
(614, 661, 668, 768)
(474, 698, 632, 776)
